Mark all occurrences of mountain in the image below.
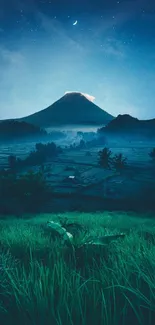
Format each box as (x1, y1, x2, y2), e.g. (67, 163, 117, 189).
(19, 92, 114, 127)
(0, 120, 47, 142)
(98, 114, 155, 138)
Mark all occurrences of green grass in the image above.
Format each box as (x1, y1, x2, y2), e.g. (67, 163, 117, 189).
(0, 211, 155, 325)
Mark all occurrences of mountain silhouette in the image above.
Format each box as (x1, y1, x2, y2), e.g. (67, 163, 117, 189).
(99, 114, 155, 138)
(0, 120, 47, 142)
(19, 92, 114, 127)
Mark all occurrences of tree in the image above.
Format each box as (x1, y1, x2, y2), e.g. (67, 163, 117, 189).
(24, 150, 45, 166)
(15, 171, 52, 211)
(35, 142, 45, 152)
(98, 148, 112, 169)
(0, 170, 53, 214)
(21, 142, 62, 167)
(112, 153, 127, 171)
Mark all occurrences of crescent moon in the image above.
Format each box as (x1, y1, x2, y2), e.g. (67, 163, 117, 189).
(73, 20, 78, 26)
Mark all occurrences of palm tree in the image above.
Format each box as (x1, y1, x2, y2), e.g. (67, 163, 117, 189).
(98, 148, 112, 169)
(112, 153, 127, 171)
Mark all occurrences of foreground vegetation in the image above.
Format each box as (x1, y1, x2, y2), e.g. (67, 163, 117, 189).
(0, 170, 53, 214)
(8, 141, 63, 170)
(0, 212, 155, 325)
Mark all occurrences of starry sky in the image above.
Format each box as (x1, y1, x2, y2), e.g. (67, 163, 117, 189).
(0, 0, 155, 120)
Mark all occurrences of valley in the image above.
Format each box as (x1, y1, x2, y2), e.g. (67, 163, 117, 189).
(1, 137, 155, 211)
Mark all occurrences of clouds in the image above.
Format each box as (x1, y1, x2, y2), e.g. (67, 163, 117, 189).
(83, 93, 95, 102)
(65, 91, 95, 102)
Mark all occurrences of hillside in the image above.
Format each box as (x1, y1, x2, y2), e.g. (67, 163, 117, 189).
(19, 92, 114, 127)
(98, 114, 155, 138)
(0, 120, 47, 142)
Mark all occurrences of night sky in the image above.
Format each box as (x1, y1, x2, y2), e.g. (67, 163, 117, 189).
(0, 0, 155, 119)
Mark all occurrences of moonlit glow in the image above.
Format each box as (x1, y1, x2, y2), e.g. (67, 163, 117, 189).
(73, 20, 78, 25)
(0, 1, 155, 120)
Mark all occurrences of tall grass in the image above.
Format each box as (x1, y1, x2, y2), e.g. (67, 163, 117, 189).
(0, 212, 155, 325)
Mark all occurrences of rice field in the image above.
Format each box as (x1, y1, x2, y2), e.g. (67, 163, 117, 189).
(0, 139, 154, 168)
(0, 139, 155, 200)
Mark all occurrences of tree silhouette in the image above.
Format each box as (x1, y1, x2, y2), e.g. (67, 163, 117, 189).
(22, 142, 62, 167)
(0, 170, 52, 214)
(98, 148, 112, 168)
(112, 153, 127, 171)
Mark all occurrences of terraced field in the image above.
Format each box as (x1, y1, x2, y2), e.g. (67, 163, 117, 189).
(0, 139, 155, 201)
(0, 139, 154, 168)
